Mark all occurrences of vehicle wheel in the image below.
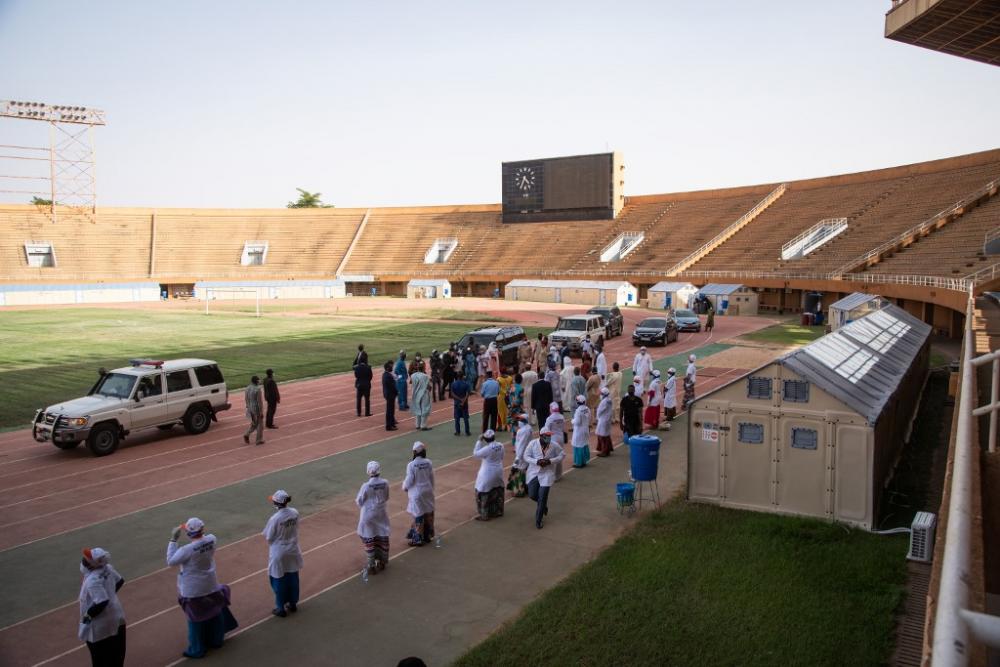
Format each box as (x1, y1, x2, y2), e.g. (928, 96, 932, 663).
(157, 424, 175, 431)
(54, 441, 80, 450)
(87, 423, 119, 457)
(183, 406, 212, 435)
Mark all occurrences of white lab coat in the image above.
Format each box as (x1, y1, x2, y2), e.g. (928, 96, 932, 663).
(262, 507, 304, 578)
(166, 535, 220, 598)
(545, 369, 562, 403)
(686, 361, 697, 384)
(513, 424, 532, 471)
(543, 412, 566, 446)
(571, 405, 591, 448)
(582, 340, 593, 358)
(521, 370, 538, 424)
(356, 477, 391, 538)
(633, 352, 653, 387)
(78, 565, 125, 643)
(402, 457, 435, 517)
(560, 364, 576, 405)
(647, 378, 663, 407)
(524, 439, 565, 487)
(664, 375, 677, 409)
(596, 352, 608, 378)
(474, 437, 506, 492)
(596, 396, 613, 437)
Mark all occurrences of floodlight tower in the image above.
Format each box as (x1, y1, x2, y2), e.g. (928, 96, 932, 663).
(0, 99, 106, 222)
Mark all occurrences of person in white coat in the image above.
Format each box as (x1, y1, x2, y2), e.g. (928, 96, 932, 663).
(403, 442, 436, 546)
(684, 354, 698, 408)
(543, 402, 566, 481)
(644, 369, 663, 430)
(571, 395, 591, 468)
(595, 386, 614, 457)
(507, 413, 531, 497)
(474, 430, 506, 520)
(663, 367, 678, 429)
(78, 547, 126, 667)
(632, 346, 653, 392)
(595, 349, 608, 380)
(524, 430, 565, 529)
(263, 490, 303, 617)
(560, 358, 576, 412)
(167, 517, 236, 659)
(520, 368, 538, 426)
(356, 461, 391, 574)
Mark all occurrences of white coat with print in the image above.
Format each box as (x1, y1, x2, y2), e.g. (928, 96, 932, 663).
(356, 477, 391, 539)
(263, 506, 304, 579)
(402, 457, 435, 517)
(473, 438, 505, 492)
(166, 535, 220, 598)
(78, 565, 125, 643)
(524, 439, 565, 487)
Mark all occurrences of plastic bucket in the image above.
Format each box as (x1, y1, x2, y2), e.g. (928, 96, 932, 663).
(627, 435, 661, 481)
(616, 482, 635, 505)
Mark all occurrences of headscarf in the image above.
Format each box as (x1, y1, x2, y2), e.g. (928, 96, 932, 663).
(549, 402, 560, 414)
(81, 547, 110, 568)
(367, 461, 381, 477)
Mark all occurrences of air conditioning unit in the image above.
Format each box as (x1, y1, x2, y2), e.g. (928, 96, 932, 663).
(907, 512, 937, 562)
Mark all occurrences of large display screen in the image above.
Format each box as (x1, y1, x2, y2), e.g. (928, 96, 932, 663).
(501, 152, 621, 223)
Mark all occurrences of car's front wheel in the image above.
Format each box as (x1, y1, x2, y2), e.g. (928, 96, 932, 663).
(183, 406, 212, 435)
(87, 423, 120, 457)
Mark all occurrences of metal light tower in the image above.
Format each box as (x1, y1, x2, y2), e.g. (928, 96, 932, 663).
(0, 99, 106, 222)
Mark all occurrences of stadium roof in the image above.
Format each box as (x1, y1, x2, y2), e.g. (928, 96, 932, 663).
(885, 0, 1000, 67)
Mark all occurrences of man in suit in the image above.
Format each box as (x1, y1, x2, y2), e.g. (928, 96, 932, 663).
(353, 344, 368, 367)
(530, 375, 553, 431)
(354, 360, 373, 417)
(263, 369, 281, 429)
(382, 361, 398, 431)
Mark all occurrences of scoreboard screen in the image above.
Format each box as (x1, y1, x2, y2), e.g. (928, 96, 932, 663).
(502, 152, 623, 223)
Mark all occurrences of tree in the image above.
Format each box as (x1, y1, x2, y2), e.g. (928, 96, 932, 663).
(30, 196, 53, 206)
(287, 188, 334, 208)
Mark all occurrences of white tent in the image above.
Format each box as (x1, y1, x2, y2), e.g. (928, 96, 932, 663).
(647, 281, 698, 310)
(407, 279, 452, 299)
(505, 279, 637, 306)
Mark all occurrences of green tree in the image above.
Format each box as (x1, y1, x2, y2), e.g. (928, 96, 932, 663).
(30, 196, 53, 206)
(286, 188, 334, 208)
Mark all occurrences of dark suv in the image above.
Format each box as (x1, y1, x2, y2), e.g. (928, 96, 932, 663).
(587, 306, 624, 338)
(456, 326, 529, 370)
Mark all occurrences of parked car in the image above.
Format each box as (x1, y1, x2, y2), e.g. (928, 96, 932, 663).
(587, 306, 624, 339)
(674, 309, 702, 333)
(632, 316, 679, 346)
(549, 314, 605, 356)
(456, 326, 529, 370)
(32, 359, 231, 456)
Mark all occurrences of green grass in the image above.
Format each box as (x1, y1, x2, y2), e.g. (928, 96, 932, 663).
(739, 321, 826, 347)
(0, 308, 536, 430)
(929, 351, 949, 368)
(457, 499, 907, 667)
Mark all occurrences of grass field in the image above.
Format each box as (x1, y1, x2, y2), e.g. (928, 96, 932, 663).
(457, 499, 907, 667)
(738, 321, 826, 347)
(0, 308, 537, 430)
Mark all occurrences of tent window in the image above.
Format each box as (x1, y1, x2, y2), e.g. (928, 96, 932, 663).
(746, 376, 772, 400)
(738, 422, 764, 444)
(791, 428, 818, 450)
(783, 380, 810, 403)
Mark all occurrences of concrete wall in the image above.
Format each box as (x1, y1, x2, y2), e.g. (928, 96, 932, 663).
(0, 283, 161, 306)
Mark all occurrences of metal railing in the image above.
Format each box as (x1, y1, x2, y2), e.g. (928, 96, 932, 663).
(931, 290, 1000, 665)
(831, 179, 1000, 276)
(665, 183, 788, 276)
(599, 231, 644, 262)
(983, 227, 1000, 255)
(780, 217, 848, 260)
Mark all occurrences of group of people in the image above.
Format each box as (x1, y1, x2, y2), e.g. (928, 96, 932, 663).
(77, 490, 302, 664)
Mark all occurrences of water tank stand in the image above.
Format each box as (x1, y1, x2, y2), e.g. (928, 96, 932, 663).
(631, 477, 660, 509)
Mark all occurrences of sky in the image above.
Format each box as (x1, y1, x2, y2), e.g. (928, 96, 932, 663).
(0, 0, 998, 209)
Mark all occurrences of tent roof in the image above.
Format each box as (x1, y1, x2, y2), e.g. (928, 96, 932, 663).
(407, 279, 451, 287)
(506, 279, 634, 289)
(698, 283, 744, 295)
(829, 292, 883, 311)
(648, 281, 696, 292)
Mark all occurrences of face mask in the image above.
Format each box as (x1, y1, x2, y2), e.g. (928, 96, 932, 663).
(540, 436, 551, 446)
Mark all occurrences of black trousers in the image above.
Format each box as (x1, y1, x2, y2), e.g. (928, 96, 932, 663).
(535, 408, 547, 430)
(86, 623, 126, 667)
(356, 388, 371, 416)
(482, 397, 498, 432)
(385, 399, 396, 429)
(265, 401, 277, 427)
(527, 478, 550, 528)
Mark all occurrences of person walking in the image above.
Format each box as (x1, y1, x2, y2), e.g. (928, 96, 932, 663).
(543, 402, 566, 481)
(561, 356, 577, 408)
(356, 461, 391, 574)
(463, 346, 478, 393)
(403, 442, 435, 546)
(167, 518, 238, 659)
(507, 413, 531, 497)
(606, 362, 623, 424)
(620, 384, 644, 440)
(473, 430, 506, 520)
(441, 346, 456, 399)
(480, 371, 500, 433)
(534, 334, 549, 373)
(663, 367, 678, 429)
(595, 387, 614, 457)
(497, 368, 513, 431)
(545, 360, 563, 413)
(243, 376, 265, 446)
(429, 350, 444, 402)
(585, 369, 602, 426)
(706, 306, 715, 333)
(410, 362, 432, 431)
(521, 367, 538, 426)
(450, 371, 472, 436)
(78, 547, 126, 667)
(262, 490, 302, 618)
(394, 351, 409, 411)
(382, 361, 398, 431)
(632, 346, 653, 393)
(684, 354, 698, 409)
(570, 395, 591, 468)
(354, 359, 373, 417)
(529, 372, 552, 429)
(525, 430, 564, 529)
(263, 369, 280, 429)
(595, 348, 608, 380)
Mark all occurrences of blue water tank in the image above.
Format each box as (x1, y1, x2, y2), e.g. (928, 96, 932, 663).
(627, 435, 661, 481)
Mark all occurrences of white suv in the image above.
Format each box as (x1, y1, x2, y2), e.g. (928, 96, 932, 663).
(549, 314, 606, 356)
(32, 359, 232, 456)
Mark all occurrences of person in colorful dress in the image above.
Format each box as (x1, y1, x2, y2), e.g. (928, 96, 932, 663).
(595, 387, 614, 457)
(507, 413, 531, 497)
(644, 369, 663, 430)
(507, 373, 525, 431)
(473, 430, 506, 520)
(497, 368, 513, 431)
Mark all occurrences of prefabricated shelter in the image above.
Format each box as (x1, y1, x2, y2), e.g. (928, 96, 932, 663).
(0, 282, 161, 306)
(687, 304, 930, 530)
(505, 279, 637, 306)
(647, 281, 698, 311)
(195, 279, 346, 300)
(407, 279, 452, 299)
(696, 283, 758, 315)
(828, 292, 889, 331)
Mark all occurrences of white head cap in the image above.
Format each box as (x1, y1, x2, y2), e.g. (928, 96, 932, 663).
(483, 429, 496, 440)
(640, 346, 647, 352)
(412, 441, 425, 453)
(184, 517, 205, 536)
(366, 461, 381, 477)
(82, 547, 110, 567)
(549, 402, 560, 412)
(600, 387, 609, 396)
(576, 395, 586, 404)
(689, 354, 696, 362)
(269, 490, 291, 505)
(652, 369, 661, 378)
(668, 367, 676, 375)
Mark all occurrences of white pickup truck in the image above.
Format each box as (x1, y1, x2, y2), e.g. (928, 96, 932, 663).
(32, 359, 232, 456)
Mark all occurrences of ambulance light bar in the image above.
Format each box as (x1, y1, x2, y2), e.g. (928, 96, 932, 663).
(129, 359, 164, 368)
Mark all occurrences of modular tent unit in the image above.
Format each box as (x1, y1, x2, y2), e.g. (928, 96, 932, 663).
(687, 304, 930, 530)
(0, 282, 161, 306)
(697, 283, 758, 315)
(505, 279, 637, 306)
(828, 292, 889, 331)
(406, 279, 451, 299)
(647, 281, 698, 311)
(194, 279, 346, 300)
